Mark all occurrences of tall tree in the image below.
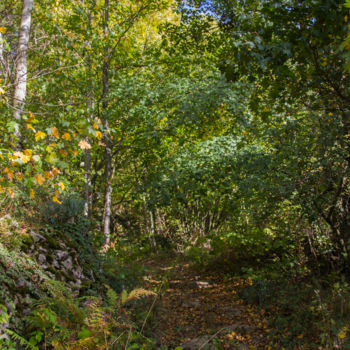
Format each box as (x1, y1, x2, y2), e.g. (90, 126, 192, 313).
(13, 0, 33, 145)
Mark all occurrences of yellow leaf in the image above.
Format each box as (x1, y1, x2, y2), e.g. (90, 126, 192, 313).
(16, 172, 23, 181)
(78, 140, 92, 150)
(27, 124, 34, 131)
(62, 132, 71, 140)
(35, 131, 46, 141)
(0, 27, 6, 34)
(22, 155, 30, 163)
(338, 329, 347, 339)
(93, 122, 99, 130)
(95, 131, 102, 140)
(58, 182, 65, 191)
(51, 127, 60, 139)
(52, 196, 62, 204)
(328, 112, 333, 116)
(24, 149, 32, 157)
(35, 174, 45, 186)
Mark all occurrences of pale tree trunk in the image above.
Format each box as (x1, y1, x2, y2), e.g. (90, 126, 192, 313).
(83, 134, 93, 218)
(102, 0, 113, 246)
(0, 33, 4, 78)
(83, 10, 94, 219)
(13, 0, 33, 144)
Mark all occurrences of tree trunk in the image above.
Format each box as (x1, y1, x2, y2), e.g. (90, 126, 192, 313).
(83, 136, 93, 218)
(0, 33, 4, 78)
(84, 9, 94, 219)
(13, 0, 33, 145)
(102, 0, 113, 245)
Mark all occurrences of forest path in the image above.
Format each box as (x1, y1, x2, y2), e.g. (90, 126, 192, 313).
(142, 256, 270, 349)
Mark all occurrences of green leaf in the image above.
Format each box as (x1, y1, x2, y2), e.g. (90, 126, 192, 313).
(121, 289, 128, 304)
(78, 328, 91, 339)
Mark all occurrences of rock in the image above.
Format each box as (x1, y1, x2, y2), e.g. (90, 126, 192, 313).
(61, 256, 73, 270)
(30, 231, 46, 242)
(56, 250, 69, 260)
(38, 254, 46, 264)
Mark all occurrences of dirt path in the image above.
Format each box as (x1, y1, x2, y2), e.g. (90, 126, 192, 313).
(142, 257, 270, 349)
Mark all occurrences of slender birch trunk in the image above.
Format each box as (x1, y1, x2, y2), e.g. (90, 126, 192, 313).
(13, 0, 33, 144)
(84, 9, 94, 219)
(83, 134, 93, 218)
(102, 0, 113, 245)
(0, 33, 4, 78)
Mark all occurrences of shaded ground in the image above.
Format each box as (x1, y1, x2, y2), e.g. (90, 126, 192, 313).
(142, 257, 271, 349)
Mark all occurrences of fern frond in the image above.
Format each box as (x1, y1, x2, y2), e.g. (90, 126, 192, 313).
(67, 336, 95, 350)
(124, 288, 156, 304)
(6, 329, 38, 350)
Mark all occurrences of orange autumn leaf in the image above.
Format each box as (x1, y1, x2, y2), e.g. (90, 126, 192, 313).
(59, 149, 68, 156)
(27, 112, 34, 122)
(7, 170, 14, 181)
(62, 132, 71, 141)
(52, 196, 61, 204)
(15, 172, 23, 181)
(44, 171, 54, 179)
(35, 174, 45, 185)
(7, 188, 14, 198)
(51, 127, 60, 139)
(51, 167, 60, 176)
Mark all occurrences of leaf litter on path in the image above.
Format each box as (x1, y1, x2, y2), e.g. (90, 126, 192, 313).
(142, 258, 271, 349)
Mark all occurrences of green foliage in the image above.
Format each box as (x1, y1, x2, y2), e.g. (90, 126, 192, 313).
(239, 275, 350, 349)
(0, 304, 39, 350)
(40, 194, 87, 230)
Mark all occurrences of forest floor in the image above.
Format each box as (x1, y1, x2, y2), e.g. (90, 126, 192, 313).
(141, 256, 271, 349)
